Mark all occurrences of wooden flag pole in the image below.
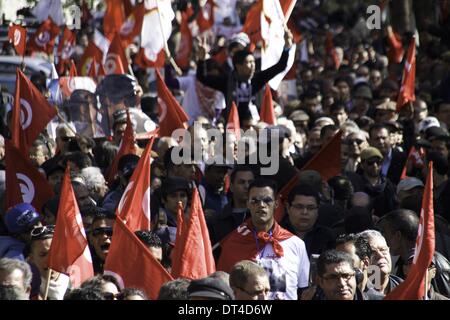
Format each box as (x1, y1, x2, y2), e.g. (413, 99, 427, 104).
(424, 269, 429, 300)
(155, 0, 183, 76)
(43, 268, 53, 300)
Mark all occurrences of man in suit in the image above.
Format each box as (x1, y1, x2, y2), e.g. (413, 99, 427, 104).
(369, 123, 407, 185)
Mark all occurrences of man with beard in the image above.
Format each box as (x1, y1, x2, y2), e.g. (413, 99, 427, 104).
(343, 131, 369, 172)
(218, 179, 310, 300)
(346, 147, 397, 217)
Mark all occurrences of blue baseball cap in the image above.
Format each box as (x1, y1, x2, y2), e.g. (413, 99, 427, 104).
(4, 203, 41, 234)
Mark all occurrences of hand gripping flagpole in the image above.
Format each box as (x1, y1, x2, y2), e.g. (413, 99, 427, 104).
(155, 0, 183, 76)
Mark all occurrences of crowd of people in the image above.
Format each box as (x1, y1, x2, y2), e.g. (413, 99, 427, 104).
(1, 0, 450, 300)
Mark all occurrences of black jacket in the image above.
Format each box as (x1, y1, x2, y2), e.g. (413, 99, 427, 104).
(386, 148, 407, 185)
(346, 171, 398, 217)
(197, 48, 290, 120)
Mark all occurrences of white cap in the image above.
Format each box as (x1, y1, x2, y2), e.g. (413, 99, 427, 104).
(396, 177, 424, 194)
(419, 116, 440, 133)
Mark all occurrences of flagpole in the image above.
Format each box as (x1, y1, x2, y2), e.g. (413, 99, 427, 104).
(155, 0, 183, 76)
(424, 269, 429, 300)
(43, 268, 53, 300)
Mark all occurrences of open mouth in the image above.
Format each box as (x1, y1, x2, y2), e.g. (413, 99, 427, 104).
(101, 243, 110, 253)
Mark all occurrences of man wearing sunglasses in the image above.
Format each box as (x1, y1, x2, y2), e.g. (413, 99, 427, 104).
(218, 179, 310, 300)
(346, 147, 397, 217)
(27, 225, 70, 300)
(88, 212, 115, 274)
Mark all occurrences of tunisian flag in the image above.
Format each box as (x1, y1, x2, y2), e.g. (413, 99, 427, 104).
(56, 27, 76, 75)
(387, 26, 405, 64)
(260, 85, 277, 125)
(104, 33, 128, 75)
(218, 220, 293, 273)
(301, 130, 342, 181)
(11, 68, 57, 155)
(120, 2, 145, 46)
(106, 111, 137, 184)
(78, 41, 104, 76)
(8, 24, 26, 56)
(27, 17, 60, 55)
(171, 188, 216, 279)
(197, 0, 215, 32)
(385, 162, 435, 300)
(103, 0, 125, 40)
(104, 218, 173, 299)
(175, 7, 193, 70)
(396, 36, 416, 111)
(134, 48, 165, 68)
(156, 69, 189, 137)
(326, 31, 341, 70)
(116, 135, 156, 231)
(226, 102, 241, 140)
(5, 140, 54, 214)
(400, 146, 425, 180)
(48, 167, 94, 288)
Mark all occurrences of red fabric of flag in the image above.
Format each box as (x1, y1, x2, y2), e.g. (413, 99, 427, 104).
(8, 24, 27, 56)
(260, 85, 276, 125)
(171, 188, 216, 279)
(48, 166, 94, 288)
(396, 36, 416, 111)
(104, 218, 173, 299)
(226, 102, 241, 140)
(384, 162, 435, 300)
(28, 18, 60, 55)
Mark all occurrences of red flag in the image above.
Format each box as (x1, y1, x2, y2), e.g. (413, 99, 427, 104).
(171, 188, 216, 279)
(56, 27, 76, 75)
(155, 69, 189, 137)
(326, 31, 340, 70)
(116, 135, 156, 231)
(78, 41, 104, 76)
(5, 140, 54, 213)
(387, 26, 405, 64)
(8, 24, 26, 56)
(226, 102, 241, 140)
(260, 85, 277, 125)
(48, 167, 94, 288)
(197, 0, 215, 32)
(103, 0, 125, 41)
(242, 0, 263, 51)
(120, 2, 145, 46)
(396, 36, 416, 111)
(175, 9, 193, 70)
(134, 48, 165, 68)
(28, 18, 60, 55)
(301, 130, 342, 181)
(385, 162, 435, 300)
(106, 111, 137, 185)
(11, 68, 58, 155)
(274, 172, 300, 222)
(400, 146, 425, 180)
(123, 0, 133, 17)
(104, 218, 173, 299)
(280, 0, 297, 18)
(105, 33, 128, 75)
(69, 60, 78, 78)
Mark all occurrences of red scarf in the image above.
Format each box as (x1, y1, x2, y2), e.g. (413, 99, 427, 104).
(217, 220, 293, 273)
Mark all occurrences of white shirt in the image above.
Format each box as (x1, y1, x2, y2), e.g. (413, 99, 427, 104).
(256, 236, 310, 300)
(178, 75, 225, 125)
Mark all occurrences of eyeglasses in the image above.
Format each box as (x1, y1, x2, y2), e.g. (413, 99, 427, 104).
(365, 159, 382, 166)
(249, 197, 274, 206)
(92, 227, 113, 237)
(31, 225, 55, 239)
(345, 139, 365, 145)
(321, 272, 355, 282)
(290, 204, 318, 211)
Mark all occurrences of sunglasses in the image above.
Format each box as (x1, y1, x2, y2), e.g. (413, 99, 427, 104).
(31, 225, 55, 239)
(249, 197, 274, 205)
(92, 227, 113, 237)
(366, 159, 382, 166)
(345, 139, 365, 145)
